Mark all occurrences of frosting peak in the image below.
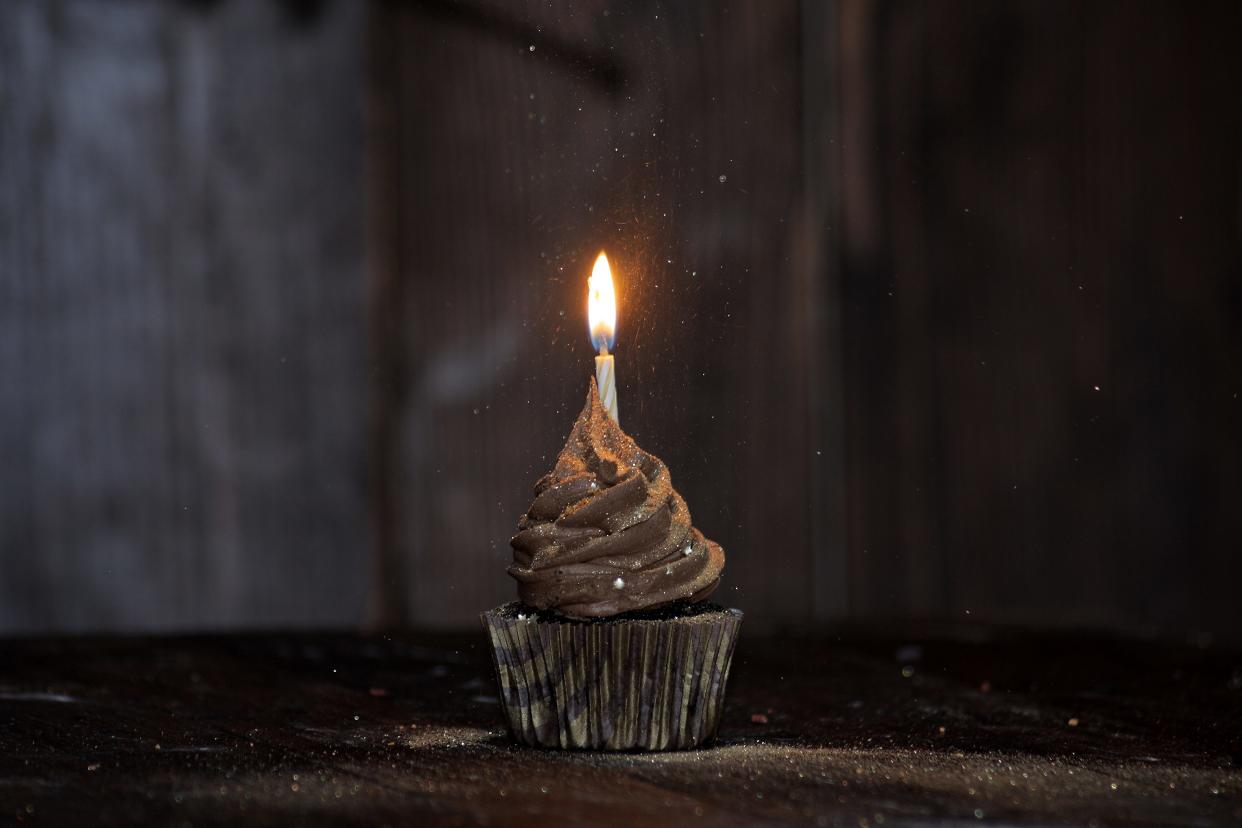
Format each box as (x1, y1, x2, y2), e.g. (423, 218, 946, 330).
(508, 379, 725, 618)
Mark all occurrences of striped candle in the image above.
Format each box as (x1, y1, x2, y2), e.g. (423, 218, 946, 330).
(595, 349, 619, 424)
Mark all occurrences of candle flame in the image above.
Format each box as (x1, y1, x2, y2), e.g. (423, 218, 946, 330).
(587, 251, 616, 351)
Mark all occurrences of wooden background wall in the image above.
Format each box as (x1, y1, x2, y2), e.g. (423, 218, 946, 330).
(368, 0, 845, 629)
(1, 0, 1239, 636)
(836, 0, 1242, 634)
(0, 0, 371, 631)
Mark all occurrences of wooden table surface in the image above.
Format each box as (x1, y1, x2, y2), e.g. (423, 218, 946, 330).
(2, 623, 1240, 826)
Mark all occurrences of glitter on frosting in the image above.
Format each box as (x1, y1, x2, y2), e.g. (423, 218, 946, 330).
(508, 378, 725, 618)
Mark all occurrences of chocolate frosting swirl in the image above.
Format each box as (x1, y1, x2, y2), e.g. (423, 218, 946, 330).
(508, 379, 726, 618)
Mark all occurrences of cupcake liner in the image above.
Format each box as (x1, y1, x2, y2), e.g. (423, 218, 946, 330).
(480, 602, 743, 751)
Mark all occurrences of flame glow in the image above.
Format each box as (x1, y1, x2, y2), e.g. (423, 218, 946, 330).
(587, 251, 617, 351)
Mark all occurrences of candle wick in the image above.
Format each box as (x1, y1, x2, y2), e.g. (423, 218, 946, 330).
(598, 343, 610, 357)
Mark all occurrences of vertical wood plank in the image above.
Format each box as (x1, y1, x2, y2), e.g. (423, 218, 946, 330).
(839, 0, 1242, 633)
(375, 0, 839, 628)
(801, 0, 850, 619)
(0, 0, 370, 631)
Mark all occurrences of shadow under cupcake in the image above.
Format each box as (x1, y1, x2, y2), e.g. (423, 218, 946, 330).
(481, 379, 742, 751)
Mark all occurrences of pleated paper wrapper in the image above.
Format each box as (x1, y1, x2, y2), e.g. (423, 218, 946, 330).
(481, 603, 743, 751)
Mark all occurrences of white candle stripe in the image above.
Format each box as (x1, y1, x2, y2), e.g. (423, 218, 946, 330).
(595, 354, 619, 425)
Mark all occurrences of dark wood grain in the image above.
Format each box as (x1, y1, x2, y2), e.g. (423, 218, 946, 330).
(0, 1, 371, 631)
(371, 0, 844, 629)
(374, 0, 1242, 637)
(3, 0, 1240, 640)
(2, 627, 1240, 826)
(837, 0, 1242, 631)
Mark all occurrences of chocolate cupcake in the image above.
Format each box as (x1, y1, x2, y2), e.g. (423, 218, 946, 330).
(481, 379, 742, 750)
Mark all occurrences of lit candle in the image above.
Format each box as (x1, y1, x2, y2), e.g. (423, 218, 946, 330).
(587, 251, 619, 424)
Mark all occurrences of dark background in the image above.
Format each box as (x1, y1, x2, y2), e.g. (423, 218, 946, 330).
(1, 0, 1239, 636)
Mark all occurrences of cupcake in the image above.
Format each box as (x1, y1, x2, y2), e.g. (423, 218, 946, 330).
(481, 379, 742, 750)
